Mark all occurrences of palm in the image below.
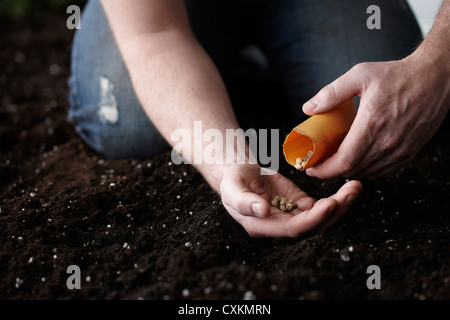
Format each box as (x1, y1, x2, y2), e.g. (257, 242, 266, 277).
(244, 167, 316, 215)
(220, 164, 362, 238)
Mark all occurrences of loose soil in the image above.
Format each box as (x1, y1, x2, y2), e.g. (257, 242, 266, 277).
(1, 14, 449, 300)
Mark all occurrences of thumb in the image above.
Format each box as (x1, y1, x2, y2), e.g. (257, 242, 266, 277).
(220, 173, 271, 218)
(303, 64, 365, 115)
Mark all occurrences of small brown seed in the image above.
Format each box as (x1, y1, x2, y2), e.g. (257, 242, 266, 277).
(294, 151, 314, 171)
(271, 196, 281, 207)
(295, 157, 305, 171)
(286, 201, 297, 211)
(270, 195, 297, 212)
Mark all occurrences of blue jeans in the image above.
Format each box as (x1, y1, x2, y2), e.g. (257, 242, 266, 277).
(68, 0, 422, 159)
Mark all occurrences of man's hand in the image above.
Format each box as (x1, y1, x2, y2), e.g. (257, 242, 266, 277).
(302, 54, 450, 180)
(219, 164, 362, 238)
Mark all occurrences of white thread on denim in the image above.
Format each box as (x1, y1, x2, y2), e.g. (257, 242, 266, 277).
(98, 76, 119, 125)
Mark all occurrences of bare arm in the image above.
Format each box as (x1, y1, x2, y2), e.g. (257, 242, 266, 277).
(101, 0, 242, 192)
(414, 0, 450, 66)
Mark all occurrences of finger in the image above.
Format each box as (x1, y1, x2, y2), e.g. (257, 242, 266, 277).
(232, 198, 339, 238)
(330, 180, 364, 204)
(351, 145, 411, 179)
(292, 197, 316, 212)
(365, 159, 410, 179)
(286, 180, 362, 236)
(220, 175, 271, 218)
(227, 181, 362, 238)
(223, 188, 271, 218)
(302, 64, 365, 115)
(305, 113, 373, 179)
(323, 180, 363, 229)
(304, 142, 363, 180)
(284, 198, 341, 237)
(356, 159, 392, 179)
(340, 137, 401, 178)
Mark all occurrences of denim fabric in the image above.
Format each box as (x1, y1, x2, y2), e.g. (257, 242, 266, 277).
(68, 0, 170, 159)
(68, 0, 422, 159)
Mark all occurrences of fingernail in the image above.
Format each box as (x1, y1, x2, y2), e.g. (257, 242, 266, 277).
(305, 168, 315, 177)
(346, 195, 356, 206)
(252, 202, 262, 216)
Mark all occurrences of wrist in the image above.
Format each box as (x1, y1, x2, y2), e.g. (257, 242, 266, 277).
(409, 45, 450, 76)
(198, 162, 260, 194)
(402, 52, 450, 115)
(192, 140, 257, 194)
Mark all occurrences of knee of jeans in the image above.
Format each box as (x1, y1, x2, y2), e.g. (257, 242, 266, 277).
(94, 129, 171, 160)
(70, 121, 143, 160)
(69, 106, 170, 160)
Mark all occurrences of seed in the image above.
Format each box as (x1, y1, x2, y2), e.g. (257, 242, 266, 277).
(286, 201, 297, 211)
(271, 196, 281, 207)
(270, 195, 297, 213)
(294, 150, 313, 171)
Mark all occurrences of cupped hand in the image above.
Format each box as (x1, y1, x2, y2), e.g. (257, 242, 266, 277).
(219, 164, 362, 238)
(302, 55, 450, 179)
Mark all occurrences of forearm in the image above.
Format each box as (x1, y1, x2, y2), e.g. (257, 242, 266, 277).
(122, 32, 246, 191)
(100, 0, 254, 192)
(410, 0, 450, 76)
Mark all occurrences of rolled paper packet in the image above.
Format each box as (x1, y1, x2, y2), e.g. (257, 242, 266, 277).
(283, 99, 357, 171)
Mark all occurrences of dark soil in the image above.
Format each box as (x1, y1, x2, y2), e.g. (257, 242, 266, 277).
(1, 14, 449, 300)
